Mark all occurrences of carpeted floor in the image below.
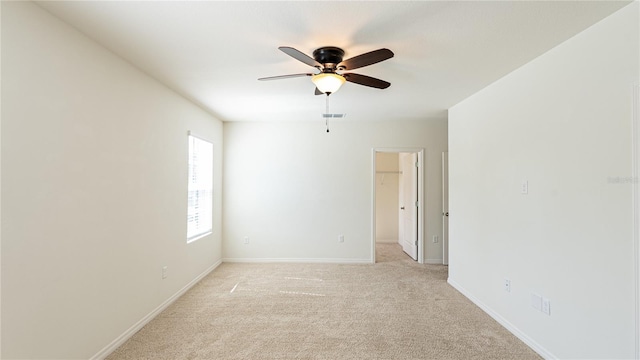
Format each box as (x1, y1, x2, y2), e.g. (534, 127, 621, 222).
(107, 243, 541, 359)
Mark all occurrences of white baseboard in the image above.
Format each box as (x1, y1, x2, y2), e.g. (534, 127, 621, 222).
(90, 260, 222, 360)
(222, 257, 371, 264)
(447, 277, 556, 360)
(425, 258, 443, 264)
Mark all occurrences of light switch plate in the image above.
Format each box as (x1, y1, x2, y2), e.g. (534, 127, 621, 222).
(542, 298, 551, 315)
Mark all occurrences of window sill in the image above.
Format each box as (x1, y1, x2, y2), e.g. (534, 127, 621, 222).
(187, 231, 212, 244)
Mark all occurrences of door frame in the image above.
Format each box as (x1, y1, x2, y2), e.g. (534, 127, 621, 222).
(442, 152, 449, 265)
(632, 83, 639, 359)
(371, 148, 425, 264)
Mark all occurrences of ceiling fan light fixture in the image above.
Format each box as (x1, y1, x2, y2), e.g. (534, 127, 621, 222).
(312, 73, 346, 94)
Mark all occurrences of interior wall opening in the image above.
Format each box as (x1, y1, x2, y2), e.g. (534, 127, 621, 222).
(372, 149, 424, 264)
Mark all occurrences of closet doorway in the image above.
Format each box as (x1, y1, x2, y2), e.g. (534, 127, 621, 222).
(372, 148, 424, 263)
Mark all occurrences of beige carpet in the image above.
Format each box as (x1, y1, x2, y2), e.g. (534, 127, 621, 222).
(107, 244, 541, 359)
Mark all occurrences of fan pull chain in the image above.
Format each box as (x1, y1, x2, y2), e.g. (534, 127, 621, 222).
(325, 94, 330, 133)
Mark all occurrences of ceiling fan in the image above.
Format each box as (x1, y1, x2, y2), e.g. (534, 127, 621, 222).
(258, 46, 394, 95)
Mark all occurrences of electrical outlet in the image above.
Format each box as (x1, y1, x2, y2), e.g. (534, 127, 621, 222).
(521, 180, 529, 194)
(338, 235, 344, 243)
(433, 235, 439, 243)
(542, 298, 551, 315)
(243, 236, 249, 244)
(162, 266, 168, 279)
(504, 278, 511, 293)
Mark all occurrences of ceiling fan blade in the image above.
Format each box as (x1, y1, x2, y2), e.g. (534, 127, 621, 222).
(258, 73, 313, 81)
(279, 46, 321, 68)
(339, 48, 394, 70)
(343, 73, 391, 89)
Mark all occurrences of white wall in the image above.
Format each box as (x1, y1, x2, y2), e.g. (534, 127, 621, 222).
(375, 153, 399, 243)
(0, 2, 3, 356)
(448, 3, 639, 359)
(1, 2, 223, 359)
(223, 119, 447, 263)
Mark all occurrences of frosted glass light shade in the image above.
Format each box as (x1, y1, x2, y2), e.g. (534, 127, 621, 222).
(312, 73, 346, 94)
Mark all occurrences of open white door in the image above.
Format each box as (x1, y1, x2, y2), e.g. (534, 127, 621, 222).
(442, 152, 449, 265)
(399, 153, 418, 260)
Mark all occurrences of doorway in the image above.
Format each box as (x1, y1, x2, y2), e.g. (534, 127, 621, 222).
(442, 152, 449, 265)
(372, 148, 424, 264)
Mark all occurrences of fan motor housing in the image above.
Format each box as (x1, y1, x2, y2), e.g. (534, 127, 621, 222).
(313, 47, 345, 67)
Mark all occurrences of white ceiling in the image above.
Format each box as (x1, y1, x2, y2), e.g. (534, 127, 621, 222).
(37, 1, 630, 123)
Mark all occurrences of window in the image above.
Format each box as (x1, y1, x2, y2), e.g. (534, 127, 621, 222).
(187, 133, 213, 242)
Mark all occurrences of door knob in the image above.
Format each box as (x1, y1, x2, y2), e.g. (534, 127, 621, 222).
(401, 207, 405, 210)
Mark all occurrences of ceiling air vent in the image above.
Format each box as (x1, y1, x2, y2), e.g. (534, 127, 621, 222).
(322, 114, 346, 133)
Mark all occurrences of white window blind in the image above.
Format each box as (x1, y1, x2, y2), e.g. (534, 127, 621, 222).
(187, 134, 213, 242)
